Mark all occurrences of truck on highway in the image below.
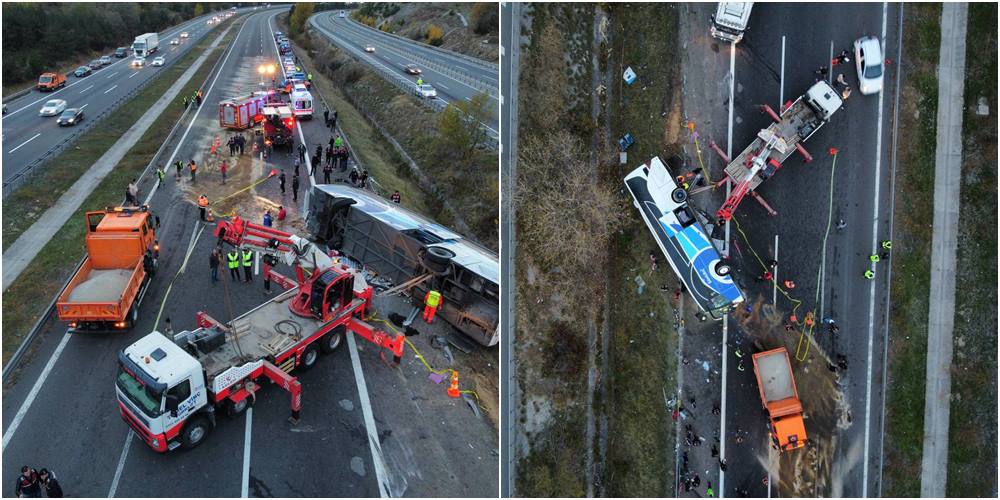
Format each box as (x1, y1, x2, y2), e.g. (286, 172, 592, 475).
(36, 72, 66, 91)
(752, 347, 807, 452)
(260, 105, 294, 150)
(714, 80, 842, 222)
(132, 33, 159, 58)
(57, 206, 158, 333)
(710, 2, 754, 43)
(116, 218, 406, 452)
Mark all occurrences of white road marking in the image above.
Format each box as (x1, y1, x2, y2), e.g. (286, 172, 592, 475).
(8, 132, 41, 153)
(241, 408, 253, 498)
(828, 40, 835, 85)
(104, 84, 119, 94)
(80, 104, 89, 110)
(254, 249, 260, 275)
(79, 84, 95, 94)
(862, 4, 889, 497)
(773, 234, 779, 305)
(719, 39, 737, 499)
(107, 431, 133, 497)
(1, 332, 71, 448)
(779, 36, 786, 107)
(129, 71, 140, 79)
(106, 71, 119, 79)
(346, 331, 390, 498)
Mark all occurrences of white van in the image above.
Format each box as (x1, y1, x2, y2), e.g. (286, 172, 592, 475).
(290, 84, 313, 119)
(710, 2, 753, 43)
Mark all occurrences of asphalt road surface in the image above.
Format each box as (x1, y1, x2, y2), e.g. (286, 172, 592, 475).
(308, 11, 499, 137)
(2, 8, 497, 498)
(677, 3, 903, 497)
(1, 8, 241, 185)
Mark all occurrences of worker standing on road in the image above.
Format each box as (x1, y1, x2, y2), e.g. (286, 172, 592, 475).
(334, 135, 343, 148)
(220, 160, 228, 184)
(263, 210, 273, 227)
(277, 206, 287, 225)
(156, 165, 166, 185)
(241, 246, 254, 283)
(227, 249, 240, 281)
(183, 96, 188, 109)
(864, 269, 875, 280)
(209, 247, 220, 284)
(279, 169, 286, 194)
(292, 173, 300, 202)
(175, 160, 183, 180)
(15, 466, 41, 498)
(198, 194, 209, 221)
(189, 160, 198, 183)
(37, 469, 62, 498)
(323, 106, 330, 126)
(391, 190, 401, 204)
(298, 143, 306, 162)
(870, 253, 880, 264)
(706, 481, 714, 498)
(128, 179, 139, 205)
(423, 289, 442, 324)
(307, 72, 313, 84)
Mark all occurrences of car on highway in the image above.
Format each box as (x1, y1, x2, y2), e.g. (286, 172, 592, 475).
(284, 61, 296, 73)
(115, 47, 129, 58)
(853, 35, 884, 95)
(99, 55, 112, 65)
(170, 37, 180, 45)
(74, 66, 93, 77)
(416, 84, 437, 98)
(39, 99, 68, 117)
(180, 31, 189, 38)
(131, 57, 146, 68)
(88, 59, 104, 70)
(364, 45, 376, 53)
(56, 107, 85, 126)
(404, 64, 422, 75)
(152, 56, 165, 67)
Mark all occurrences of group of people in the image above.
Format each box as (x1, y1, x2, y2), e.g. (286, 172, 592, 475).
(347, 167, 370, 189)
(208, 245, 256, 284)
(261, 206, 286, 228)
(277, 169, 302, 201)
(227, 134, 248, 156)
(182, 89, 205, 109)
(322, 106, 338, 130)
(14, 466, 61, 498)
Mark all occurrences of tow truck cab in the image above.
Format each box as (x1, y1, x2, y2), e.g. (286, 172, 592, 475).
(803, 80, 843, 121)
(710, 2, 753, 43)
(116, 333, 211, 452)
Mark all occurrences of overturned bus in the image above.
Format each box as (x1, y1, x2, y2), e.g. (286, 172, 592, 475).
(307, 185, 499, 347)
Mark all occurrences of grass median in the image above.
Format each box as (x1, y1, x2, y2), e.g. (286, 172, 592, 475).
(2, 17, 239, 251)
(1, 16, 245, 367)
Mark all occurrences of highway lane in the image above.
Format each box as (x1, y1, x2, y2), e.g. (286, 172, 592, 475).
(309, 12, 499, 136)
(0, 8, 244, 185)
(674, 3, 902, 497)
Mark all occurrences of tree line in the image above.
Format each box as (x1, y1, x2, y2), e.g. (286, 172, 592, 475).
(2, 2, 235, 85)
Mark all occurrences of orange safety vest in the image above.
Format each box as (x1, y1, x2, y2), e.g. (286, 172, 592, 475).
(190, 162, 197, 172)
(198, 196, 209, 207)
(424, 290, 441, 308)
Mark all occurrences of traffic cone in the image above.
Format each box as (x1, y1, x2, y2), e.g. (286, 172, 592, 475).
(447, 371, 460, 398)
(206, 209, 215, 223)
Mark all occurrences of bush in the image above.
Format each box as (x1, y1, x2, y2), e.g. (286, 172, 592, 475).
(426, 24, 444, 46)
(470, 3, 498, 35)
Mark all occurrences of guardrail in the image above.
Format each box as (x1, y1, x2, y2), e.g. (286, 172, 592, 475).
(2, 87, 34, 104)
(309, 19, 498, 149)
(0, 18, 238, 383)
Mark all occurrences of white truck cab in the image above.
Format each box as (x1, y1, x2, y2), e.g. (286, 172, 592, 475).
(804, 80, 843, 121)
(116, 332, 212, 452)
(710, 2, 754, 43)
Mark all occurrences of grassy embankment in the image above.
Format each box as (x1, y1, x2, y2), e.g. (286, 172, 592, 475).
(1, 16, 244, 367)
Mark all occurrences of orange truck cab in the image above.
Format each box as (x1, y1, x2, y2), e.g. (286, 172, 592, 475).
(751, 347, 808, 452)
(57, 206, 159, 332)
(37, 72, 67, 91)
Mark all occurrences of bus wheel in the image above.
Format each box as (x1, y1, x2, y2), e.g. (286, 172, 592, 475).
(715, 262, 732, 276)
(671, 188, 688, 204)
(182, 416, 212, 449)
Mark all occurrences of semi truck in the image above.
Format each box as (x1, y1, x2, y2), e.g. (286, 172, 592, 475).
(132, 33, 159, 58)
(713, 80, 842, 222)
(751, 347, 807, 452)
(710, 2, 754, 43)
(116, 217, 407, 452)
(57, 207, 158, 332)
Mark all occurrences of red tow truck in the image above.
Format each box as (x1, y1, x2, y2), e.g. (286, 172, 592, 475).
(116, 217, 406, 452)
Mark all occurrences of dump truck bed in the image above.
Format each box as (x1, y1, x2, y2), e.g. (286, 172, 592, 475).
(57, 258, 145, 322)
(753, 349, 796, 403)
(66, 269, 133, 302)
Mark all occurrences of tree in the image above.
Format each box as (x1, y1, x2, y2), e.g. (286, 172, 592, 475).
(426, 24, 444, 46)
(193, 4, 204, 17)
(289, 3, 315, 35)
(437, 92, 492, 162)
(470, 3, 498, 35)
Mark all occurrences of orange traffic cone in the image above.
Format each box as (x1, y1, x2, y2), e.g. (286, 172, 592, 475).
(447, 371, 460, 398)
(206, 209, 215, 223)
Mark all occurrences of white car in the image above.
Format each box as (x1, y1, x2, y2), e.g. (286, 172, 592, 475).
(180, 31, 189, 38)
(416, 84, 437, 98)
(170, 38, 180, 45)
(364, 45, 376, 53)
(152, 56, 165, 67)
(853, 35, 884, 95)
(131, 57, 146, 67)
(39, 99, 67, 117)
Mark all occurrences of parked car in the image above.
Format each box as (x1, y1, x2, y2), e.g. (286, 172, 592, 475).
(152, 56, 165, 67)
(56, 107, 85, 126)
(39, 99, 68, 117)
(115, 47, 129, 58)
(170, 37, 180, 45)
(364, 45, 376, 53)
(416, 84, 437, 98)
(853, 35, 884, 95)
(88, 59, 104, 70)
(180, 31, 189, 38)
(404, 64, 422, 75)
(99, 55, 112, 65)
(74, 66, 93, 77)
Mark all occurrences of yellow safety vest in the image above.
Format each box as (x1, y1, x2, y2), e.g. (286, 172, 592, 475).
(242, 250, 253, 267)
(227, 252, 239, 269)
(425, 290, 441, 308)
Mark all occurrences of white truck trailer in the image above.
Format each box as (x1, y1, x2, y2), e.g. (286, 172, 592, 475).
(132, 33, 159, 58)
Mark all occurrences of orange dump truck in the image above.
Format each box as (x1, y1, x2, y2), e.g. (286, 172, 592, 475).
(37, 72, 67, 91)
(57, 207, 158, 332)
(751, 347, 807, 452)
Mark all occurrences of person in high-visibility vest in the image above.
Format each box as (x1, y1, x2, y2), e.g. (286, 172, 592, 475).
(423, 289, 442, 324)
(198, 194, 209, 221)
(242, 247, 254, 283)
(227, 249, 241, 281)
(416, 77, 423, 86)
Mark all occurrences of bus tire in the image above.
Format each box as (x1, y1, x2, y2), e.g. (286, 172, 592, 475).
(181, 416, 212, 449)
(671, 188, 688, 204)
(320, 327, 345, 354)
(298, 344, 320, 371)
(715, 261, 732, 276)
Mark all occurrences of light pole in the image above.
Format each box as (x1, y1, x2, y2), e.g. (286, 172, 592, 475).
(258, 65, 266, 87)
